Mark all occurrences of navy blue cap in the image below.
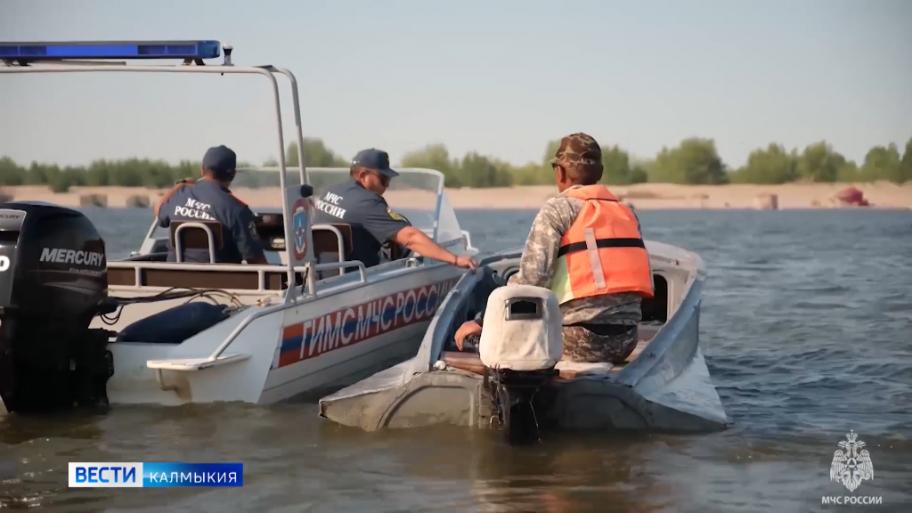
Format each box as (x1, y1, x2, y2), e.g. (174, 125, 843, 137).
(352, 148, 399, 178)
(202, 145, 237, 177)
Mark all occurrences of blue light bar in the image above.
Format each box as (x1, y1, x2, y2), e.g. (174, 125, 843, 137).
(0, 40, 221, 61)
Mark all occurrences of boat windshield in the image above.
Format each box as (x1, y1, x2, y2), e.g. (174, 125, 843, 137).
(148, 167, 464, 244)
(305, 167, 443, 238)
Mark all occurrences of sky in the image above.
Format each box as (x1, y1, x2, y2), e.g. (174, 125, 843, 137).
(0, 0, 910, 170)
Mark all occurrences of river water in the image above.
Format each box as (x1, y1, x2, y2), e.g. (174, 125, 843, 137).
(1, 207, 911, 512)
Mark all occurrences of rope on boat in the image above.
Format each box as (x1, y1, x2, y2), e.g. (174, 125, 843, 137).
(98, 287, 243, 326)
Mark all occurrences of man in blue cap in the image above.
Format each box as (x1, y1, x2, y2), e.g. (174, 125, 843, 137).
(154, 145, 267, 264)
(313, 148, 476, 269)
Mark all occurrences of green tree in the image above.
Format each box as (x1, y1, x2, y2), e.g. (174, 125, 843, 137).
(731, 143, 798, 184)
(796, 141, 845, 182)
(861, 142, 903, 183)
(899, 137, 912, 184)
(285, 139, 348, 168)
(24, 162, 50, 185)
(517, 140, 561, 185)
(2, 135, 910, 189)
(600, 145, 648, 185)
(400, 144, 461, 187)
(0, 157, 25, 185)
(458, 152, 512, 187)
(509, 163, 550, 185)
(650, 138, 728, 184)
(836, 160, 862, 182)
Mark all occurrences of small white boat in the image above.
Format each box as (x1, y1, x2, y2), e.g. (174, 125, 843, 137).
(319, 241, 729, 443)
(0, 40, 476, 414)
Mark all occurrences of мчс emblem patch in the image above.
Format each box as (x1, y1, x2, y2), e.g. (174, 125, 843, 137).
(387, 207, 406, 222)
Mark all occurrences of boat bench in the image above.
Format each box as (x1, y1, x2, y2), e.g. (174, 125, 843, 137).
(440, 337, 650, 380)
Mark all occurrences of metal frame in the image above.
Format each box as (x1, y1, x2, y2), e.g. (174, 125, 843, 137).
(2, 49, 474, 369)
(173, 222, 216, 263)
(239, 166, 448, 242)
(0, 55, 310, 303)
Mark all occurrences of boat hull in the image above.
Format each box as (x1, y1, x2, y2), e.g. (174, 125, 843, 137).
(317, 347, 725, 432)
(318, 242, 729, 433)
(105, 261, 464, 407)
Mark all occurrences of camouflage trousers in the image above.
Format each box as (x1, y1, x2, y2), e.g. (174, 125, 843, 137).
(561, 324, 638, 364)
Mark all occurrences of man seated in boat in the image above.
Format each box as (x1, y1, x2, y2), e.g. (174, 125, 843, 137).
(455, 133, 654, 364)
(154, 145, 268, 264)
(312, 148, 477, 270)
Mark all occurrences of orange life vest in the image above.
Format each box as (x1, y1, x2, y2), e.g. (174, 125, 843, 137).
(549, 185, 654, 304)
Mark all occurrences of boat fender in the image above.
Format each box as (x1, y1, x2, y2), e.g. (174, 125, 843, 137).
(116, 302, 230, 344)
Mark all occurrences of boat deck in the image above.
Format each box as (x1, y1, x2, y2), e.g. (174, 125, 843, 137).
(440, 332, 652, 380)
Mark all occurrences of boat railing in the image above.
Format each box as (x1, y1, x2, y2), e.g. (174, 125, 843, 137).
(313, 261, 366, 281)
(107, 258, 367, 293)
(461, 230, 478, 253)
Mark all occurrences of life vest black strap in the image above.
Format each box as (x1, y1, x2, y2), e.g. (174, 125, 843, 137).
(557, 237, 645, 257)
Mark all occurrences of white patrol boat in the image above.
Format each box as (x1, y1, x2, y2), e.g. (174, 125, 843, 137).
(0, 40, 477, 414)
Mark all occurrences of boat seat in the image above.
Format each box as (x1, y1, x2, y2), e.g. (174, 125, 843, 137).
(440, 351, 486, 375)
(313, 223, 354, 279)
(439, 337, 651, 380)
(439, 351, 625, 380)
(254, 213, 288, 252)
(169, 220, 224, 263)
(440, 351, 598, 380)
(108, 224, 356, 291)
(441, 351, 581, 379)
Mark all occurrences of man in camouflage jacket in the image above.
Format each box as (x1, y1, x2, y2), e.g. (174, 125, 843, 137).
(455, 133, 643, 364)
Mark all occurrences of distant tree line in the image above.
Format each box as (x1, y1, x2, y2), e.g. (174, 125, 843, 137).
(2, 136, 910, 192)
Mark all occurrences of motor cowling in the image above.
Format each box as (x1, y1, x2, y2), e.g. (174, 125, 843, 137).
(479, 285, 562, 445)
(0, 202, 114, 414)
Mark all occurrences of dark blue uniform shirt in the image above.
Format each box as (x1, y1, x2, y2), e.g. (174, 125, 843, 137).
(312, 178, 410, 267)
(157, 179, 265, 263)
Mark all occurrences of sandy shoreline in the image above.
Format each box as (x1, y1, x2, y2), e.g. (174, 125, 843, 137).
(1, 182, 910, 211)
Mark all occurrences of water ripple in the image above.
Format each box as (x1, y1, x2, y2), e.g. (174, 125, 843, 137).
(1, 208, 910, 511)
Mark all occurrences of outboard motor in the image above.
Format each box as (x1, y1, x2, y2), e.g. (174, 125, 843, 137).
(479, 285, 562, 445)
(0, 202, 115, 414)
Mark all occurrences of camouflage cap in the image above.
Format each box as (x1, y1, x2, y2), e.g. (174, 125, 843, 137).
(551, 133, 601, 166)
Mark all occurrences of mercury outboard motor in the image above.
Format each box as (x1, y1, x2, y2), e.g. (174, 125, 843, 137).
(479, 285, 562, 445)
(0, 202, 115, 414)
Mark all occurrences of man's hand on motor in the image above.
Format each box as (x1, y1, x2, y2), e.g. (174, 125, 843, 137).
(455, 320, 482, 351)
